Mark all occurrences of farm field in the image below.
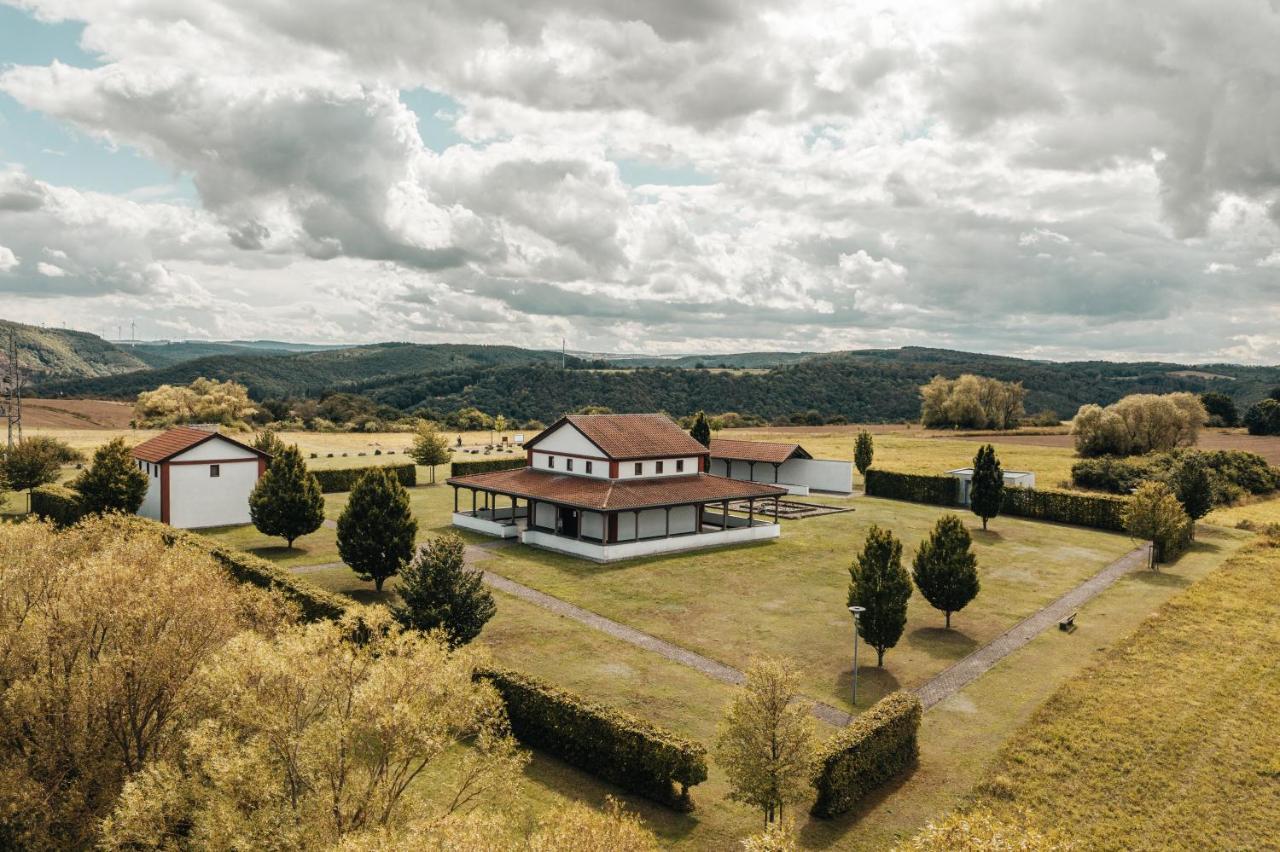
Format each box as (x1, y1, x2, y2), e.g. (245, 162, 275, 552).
(14, 397, 135, 428)
(953, 537, 1280, 849)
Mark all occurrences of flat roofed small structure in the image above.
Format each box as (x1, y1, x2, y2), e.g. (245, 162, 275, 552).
(947, 467, 1036, 506)
(131, 426, 269, 529)
(448, 413, 787, 562)
(708, 437, 853, 495)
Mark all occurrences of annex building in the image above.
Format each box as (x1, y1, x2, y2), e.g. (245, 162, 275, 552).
(131, 426, 269, 529)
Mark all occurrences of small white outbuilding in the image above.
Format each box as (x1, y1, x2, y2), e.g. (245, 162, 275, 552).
(131, 426, 270, 529)
(947, 467, 1035, 506)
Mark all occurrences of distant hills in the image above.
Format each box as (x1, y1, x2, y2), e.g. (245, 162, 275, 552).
(0, 319, 148, 378)
(124, 340, 345, 369)
(28, 329, 1280, 423)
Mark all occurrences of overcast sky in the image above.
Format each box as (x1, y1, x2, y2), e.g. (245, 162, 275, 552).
(1, 1, 1278, 362)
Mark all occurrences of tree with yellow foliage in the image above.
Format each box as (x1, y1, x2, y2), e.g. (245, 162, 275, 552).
(133, 376, 257, 428)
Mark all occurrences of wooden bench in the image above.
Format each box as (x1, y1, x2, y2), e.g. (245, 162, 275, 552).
(1059, 612, 1077, 633)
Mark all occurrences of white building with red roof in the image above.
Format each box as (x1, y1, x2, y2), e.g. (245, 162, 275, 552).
(131, 426, 270, 529)
(447, 413, 787, 562)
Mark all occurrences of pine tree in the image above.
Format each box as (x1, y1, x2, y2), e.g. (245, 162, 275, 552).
(337, 468, 418, 591)
(691, 411, 712, 448)
(911, 514, 979, 628)
(392, 532, 495, 647)
(409, 420, 453, 484)
(969, 444, 1003, 531)
(847, 525, 912, 666)
(854, 430, 874, 477)
(73, 437, 148, 516)
(252, 429, 286, 458)
(249, 444, 325, 548)
(1170, 455, 1212, 532)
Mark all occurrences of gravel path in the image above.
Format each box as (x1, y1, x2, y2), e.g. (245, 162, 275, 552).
(914, 543, 1150, 710)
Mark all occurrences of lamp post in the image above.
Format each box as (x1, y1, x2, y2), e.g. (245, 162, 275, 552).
(848, 605, 866, 706)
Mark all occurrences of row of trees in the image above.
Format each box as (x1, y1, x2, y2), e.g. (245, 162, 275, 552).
(1, 435, 149, 516)
(919, 374, 1027, 430)
(1071, 392, 1208, 457)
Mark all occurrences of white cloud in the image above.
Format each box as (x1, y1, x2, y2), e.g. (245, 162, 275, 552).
(36, 262, 67, 277)
(0, 246, 18, 272)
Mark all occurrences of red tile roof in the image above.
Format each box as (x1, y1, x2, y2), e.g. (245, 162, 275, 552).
(447, 467, 786, 511)
(709, 438, 811, 464)
(527, 413, 709, 460)
(131, 427, 266, 463)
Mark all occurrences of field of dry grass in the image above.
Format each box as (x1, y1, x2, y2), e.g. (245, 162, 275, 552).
(15, 398, 135, 429)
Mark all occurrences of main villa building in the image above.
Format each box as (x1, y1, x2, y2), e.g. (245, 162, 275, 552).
(447, 413, 788, 561)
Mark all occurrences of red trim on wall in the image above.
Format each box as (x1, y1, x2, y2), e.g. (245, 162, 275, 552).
(526, 448, 533, 465)
(160, 463, 170, 524)
(607, 513, 618, 544)
(257, 457, 267, 477)
(609, 460, 619, 478)
(529, 449, 609, 462)
(167, 457, 262, 466)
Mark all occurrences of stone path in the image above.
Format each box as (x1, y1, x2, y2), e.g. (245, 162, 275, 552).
(914, 543, 1150, 710)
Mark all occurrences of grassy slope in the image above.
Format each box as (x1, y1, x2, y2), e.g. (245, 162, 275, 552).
(953, 537, 1280, 849)
(0, 318, 146, 377)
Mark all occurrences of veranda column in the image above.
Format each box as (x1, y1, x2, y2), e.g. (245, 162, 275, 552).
(749, 461, 756, 482)
(453, 486, 458, 512)
(665, 506, 671, 537)
(773, 463, 780, 482)
(471, 488, 477, 514)
(773, 497, 780, 523)
(633, 510, 641, 541)
(722, 500, 729, 530)
(748, 498, 754, 527)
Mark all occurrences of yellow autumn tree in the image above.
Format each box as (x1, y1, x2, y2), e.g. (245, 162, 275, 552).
(133, 377, 257, 428)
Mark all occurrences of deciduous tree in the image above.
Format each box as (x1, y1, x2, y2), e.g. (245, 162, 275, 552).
(912, 515, 980, 628)
(848, 525, 912, 666)
(854, 430, 874, 477)
(73, 437, 148, 515)
(714, 656, 815, 826)
(1072, 393, 1208, 456)
(691, 410, 712, 447)
(1123, 481, 1190, 569)
(969, 444, 1003, 531)
(133, 377, 257, 427)
(393, 532, 495, 647)
(1170, 455, 1212, 531)
(1199, 392, 1238, 427)
(1244, 398, 1280, 436)
(919, 375, 1025, 429)
(0, 436, 65, 511)
(409, 419, 453, 483)
(249, 444, 325, 547)
(337, 468, 418, 591)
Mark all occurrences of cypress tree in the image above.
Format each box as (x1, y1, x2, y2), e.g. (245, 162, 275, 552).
(1170, 454, 1212, 534)
(847, 525, 912, 667)
(691, 411, 712, 448)
(854, 430, 874, 477)
(252, 429, 286, 458)
(392, 532, 495, 647)
(969, 444, 1003, 531)
(911, 514, 980, 628)
(73, 437, 148, 516)
(337, 468, 418, 591)
(249, 444, 325, 548)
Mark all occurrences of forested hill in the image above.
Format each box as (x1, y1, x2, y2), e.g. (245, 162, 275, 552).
(0, 319, 147, 378)
(34, 341, 1280, 423)
(36, 343, 576, 400)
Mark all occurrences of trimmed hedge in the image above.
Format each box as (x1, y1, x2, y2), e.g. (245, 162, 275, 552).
(811, 691, 922, 818)
(864, 469, 957, 506)
(450, 456, 527, 477)
(1001, 487, 1129, 533)
(30, 483, 88, 526)
(311, 463, 416, 493)
(477, 665, 708, 810)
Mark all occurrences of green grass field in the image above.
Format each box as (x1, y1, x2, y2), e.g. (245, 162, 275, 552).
(946, 535, 1279, 849)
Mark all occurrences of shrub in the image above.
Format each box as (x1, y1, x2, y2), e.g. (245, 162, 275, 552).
(864, 470, 956, 506)
(311, 463, 416, 493)
(1123, 482, 1192, 567)
(1070, 456, 1156, 493)
(1243, 398, 1280, 436)
(73, 437, 148, 515)
(1071, 393, 1207, 457)
(1071, 449, 1278, 506)
(30, 483, 87, 526)
(810, 692, 922, 818)
(477, 666, 708, 810)
(1200, 392, 1238, 427)
(449, 457, 526, 477)
(1001, 487, 1129, 532)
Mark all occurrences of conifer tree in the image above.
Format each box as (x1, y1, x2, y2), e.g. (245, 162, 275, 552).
(73, 437, 148, 516)
(392, 532, 495, 647)
(249, 444, 325, 548)
(969, 444, 1003, 530)
(911, 514, 979, 628)
(691, 411, 712, 448)
(252, 429, 286, 458)
(854, 430, 874, 477)
(337, 468, 418, 591)
(847, 525, 912, 666)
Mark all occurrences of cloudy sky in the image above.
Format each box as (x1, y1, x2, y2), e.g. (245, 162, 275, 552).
(0, 1, 1278, 362)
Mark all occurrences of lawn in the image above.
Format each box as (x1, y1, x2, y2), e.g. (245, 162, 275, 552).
(475, 495, 1137, 715)
(945, 533, 1278, 849)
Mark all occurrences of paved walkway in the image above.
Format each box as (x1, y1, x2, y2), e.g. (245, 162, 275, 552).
(914, 543, 1150, 710)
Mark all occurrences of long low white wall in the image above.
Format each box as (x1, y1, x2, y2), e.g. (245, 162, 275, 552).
(716, 457, 853, 494)
(520, 523, 779, 563)
(453, 512, 520, 539)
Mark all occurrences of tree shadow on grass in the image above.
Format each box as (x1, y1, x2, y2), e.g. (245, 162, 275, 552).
(908, 626, 980, 659)
(344, 586, 400, 606)
(832, 666, 902, 711)
(247, 544, 307, 561)
(796, 756, 920, 848)
(1130, 569, 1193, 590)
(969, 527, 1003, 544)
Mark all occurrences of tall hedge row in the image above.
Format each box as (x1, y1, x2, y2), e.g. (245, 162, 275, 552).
(450, 456, 527, 477)
(311, 463, 416, 493)
(810, 691, 922, 818)
(477, 665, 708, 810)
(1001, 487, 1129, 532)
(30, 483, 88, 526)
(864, 469, 957, 506)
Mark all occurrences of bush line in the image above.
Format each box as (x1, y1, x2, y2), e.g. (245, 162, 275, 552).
(311, 463, 416, 493)
(810, 691, 922, 818)
(450, 457, 527, 477)
(863, 469, 957, 506)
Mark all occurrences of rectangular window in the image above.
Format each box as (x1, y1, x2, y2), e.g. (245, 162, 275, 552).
(210, 464, 220, 478)
(548, 456, 555, 469)
(567, 458, 574, 471)
(585, 461, 593, 474)
(656, 461, 664, 474)
(634, 462, 643, 475)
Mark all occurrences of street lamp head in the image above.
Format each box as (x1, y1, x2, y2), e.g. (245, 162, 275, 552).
(848, 605, 866, 615)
